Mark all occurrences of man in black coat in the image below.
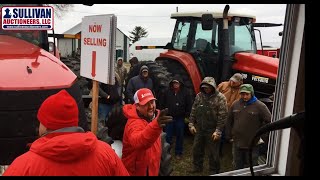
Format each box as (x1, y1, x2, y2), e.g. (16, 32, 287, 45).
(126, 65, 153, 104)
(159, 75, 192, 160)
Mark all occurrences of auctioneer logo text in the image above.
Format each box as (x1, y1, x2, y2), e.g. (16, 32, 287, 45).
(1, 6, 54, 30)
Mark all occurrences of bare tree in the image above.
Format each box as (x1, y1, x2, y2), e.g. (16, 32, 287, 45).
(129, 26, 148, 43)
(44, 4, 74, 18)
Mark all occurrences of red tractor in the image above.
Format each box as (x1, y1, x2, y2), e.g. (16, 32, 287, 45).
(0, 4, 89, 165)
(126, 5, 279, 105)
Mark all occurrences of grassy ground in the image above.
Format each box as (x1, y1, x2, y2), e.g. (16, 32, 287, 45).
(170, 134, 234, 176)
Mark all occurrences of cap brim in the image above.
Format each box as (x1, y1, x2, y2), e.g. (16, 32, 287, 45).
(201, 84, 211, 88)
(142, 70, 148, 72)
(138, 97, 157, 105)
(230, 77, 239, 83)
(240, 90, 251, 94)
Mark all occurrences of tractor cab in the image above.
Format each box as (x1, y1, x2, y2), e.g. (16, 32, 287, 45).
(167, 12, 257, 83)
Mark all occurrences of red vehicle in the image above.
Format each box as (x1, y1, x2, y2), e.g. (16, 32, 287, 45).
(0, 4, 88, 165)
(257, 46, 280, 58)
(127, 5, 279, 103)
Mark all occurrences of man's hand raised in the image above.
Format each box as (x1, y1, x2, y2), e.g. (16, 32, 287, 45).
(157, 108, 173, 128)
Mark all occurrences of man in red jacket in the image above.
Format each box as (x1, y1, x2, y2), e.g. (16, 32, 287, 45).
(3, 90, 129, 176)
(121, 88, 172, 176)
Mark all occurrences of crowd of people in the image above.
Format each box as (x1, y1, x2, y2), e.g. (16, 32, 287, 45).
(2, 56, 272, 176)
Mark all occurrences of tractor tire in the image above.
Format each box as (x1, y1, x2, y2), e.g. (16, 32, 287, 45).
(105, 104, 127, 140)
(157, 59, 195, 98)
(60, 57, 91, 96)
(61, 57, 92, 130)
(159, 132, 173, 176)
(96, 127, 114, 145)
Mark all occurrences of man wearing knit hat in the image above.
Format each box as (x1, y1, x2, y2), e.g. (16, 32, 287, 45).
(3, 90, 129, 176)
(225, 84, 271, 170)
(121, 88, 172, 176)
(126, 65, 154, 104)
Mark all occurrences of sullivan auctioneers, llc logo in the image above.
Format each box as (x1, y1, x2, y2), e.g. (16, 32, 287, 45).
(1, 6, 53, 30)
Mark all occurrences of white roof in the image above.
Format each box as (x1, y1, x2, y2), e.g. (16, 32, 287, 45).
(171, 11, 256, 20)
(63, 22, 82, 34)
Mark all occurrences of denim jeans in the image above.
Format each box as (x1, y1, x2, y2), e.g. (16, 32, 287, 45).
(117, 86, 123, 105)
(98, 103, 113, 125)
(165, 116, 184, 155)
(232, 144, 259, 170)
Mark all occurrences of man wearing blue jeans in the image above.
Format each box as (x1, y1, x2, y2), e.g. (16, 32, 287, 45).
(159, 75, 192, 159)
(165, 117, 185, 158)
(225, 84, 271, 170)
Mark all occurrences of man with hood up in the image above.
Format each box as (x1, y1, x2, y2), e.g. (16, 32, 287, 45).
(3, 90, 129, 176)
(121, 88, 172, 176)
(188, 77, 228, 175)
(158, 74, 192, 160)
(126, 65, 153, 104)
(115, 57, 128, 104)
(225, 84, 271, 170)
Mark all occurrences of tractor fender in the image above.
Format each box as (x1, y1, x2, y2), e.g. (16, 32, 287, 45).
(157, 50, 202, 94)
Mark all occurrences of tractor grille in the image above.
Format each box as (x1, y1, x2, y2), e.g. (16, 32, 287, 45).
(0, 82, 86, 165)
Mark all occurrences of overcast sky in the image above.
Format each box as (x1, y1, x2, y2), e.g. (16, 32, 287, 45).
(54, 4, 286, 46)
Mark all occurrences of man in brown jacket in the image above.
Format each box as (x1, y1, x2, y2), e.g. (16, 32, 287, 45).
(216, 73, 243, 156)
(225, 84, 271, 170)
(217, 73, 243, 110)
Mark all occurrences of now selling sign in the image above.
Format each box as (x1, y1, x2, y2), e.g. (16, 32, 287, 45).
(80, 14, 116, 84)
(1, 6, 53, 30)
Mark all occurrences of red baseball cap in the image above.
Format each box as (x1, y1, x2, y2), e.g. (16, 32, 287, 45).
(134, 88, 156, 105)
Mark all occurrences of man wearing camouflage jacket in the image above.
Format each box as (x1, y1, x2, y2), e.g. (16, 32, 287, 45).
(188, 77, 228, 174)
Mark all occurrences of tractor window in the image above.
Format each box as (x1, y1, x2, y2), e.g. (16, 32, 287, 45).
(172, 20, 191, 51)
(229, 23, 256, 55)
(193, 21, 218, 54)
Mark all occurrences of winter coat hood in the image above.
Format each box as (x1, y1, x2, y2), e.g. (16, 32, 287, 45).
(169, 74, 184, 88)
(30, 132, 97, 162)
(200, 77, 217, 94)
(139, 65, 149, 75)
(123, 104, 141, 120)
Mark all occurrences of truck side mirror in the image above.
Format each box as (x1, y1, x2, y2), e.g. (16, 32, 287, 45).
(201, 14, 213, 30)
